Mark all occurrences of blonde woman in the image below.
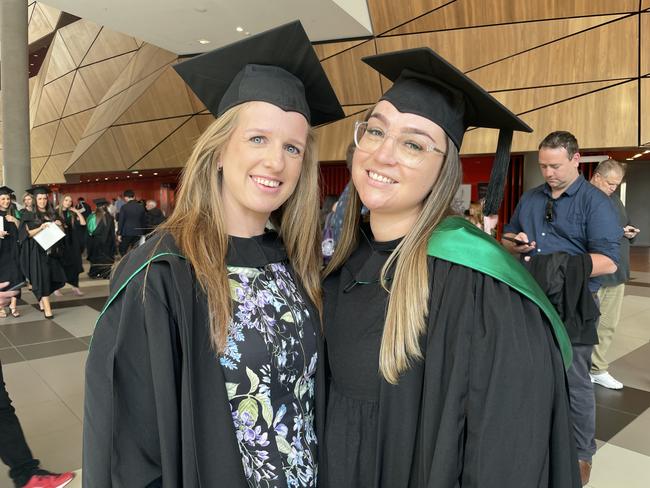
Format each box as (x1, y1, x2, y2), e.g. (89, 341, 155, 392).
(83, 22, 343, 487)
(321, 49, 580, 487)
(55, 194, 86, 296)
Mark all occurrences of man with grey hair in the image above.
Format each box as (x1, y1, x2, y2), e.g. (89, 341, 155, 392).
(589, 159, 640, 389)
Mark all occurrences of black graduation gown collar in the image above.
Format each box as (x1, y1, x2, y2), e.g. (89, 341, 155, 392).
(226, 231, 287, 267)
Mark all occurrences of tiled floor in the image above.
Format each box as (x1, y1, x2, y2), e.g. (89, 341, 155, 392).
(1, 253, 650, 487)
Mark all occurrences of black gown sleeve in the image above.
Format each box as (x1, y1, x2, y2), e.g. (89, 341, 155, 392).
(83, 262, 181, 488)
(420, 260, 580, 488)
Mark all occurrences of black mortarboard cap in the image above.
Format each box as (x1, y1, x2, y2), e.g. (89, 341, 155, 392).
(93, 198, 109, 206)
(0, 186, 14, 196)
(26, 186, 50, 196)
(361, 48, 533, 215)
(173, 20, 344, 126)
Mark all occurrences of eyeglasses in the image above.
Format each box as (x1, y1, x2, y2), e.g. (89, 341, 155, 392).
(545, 199, 554, 223)
(353, 121, 446, 168)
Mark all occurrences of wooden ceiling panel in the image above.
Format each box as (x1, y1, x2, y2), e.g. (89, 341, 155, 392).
(31, 156, 49, 181)
(461, 81, 638, 155)
(469, 16, 637, 91)
(37, 3, 62, 31)
(28, 3, 56, 44)
(111, 117, 189, 166)
(61, 109, 93, 144)
(642, 78, 650, 145)
(100, 44, 176, 102)
(343, 105, 373, 116)
(116, 67, 196, 124)
(79, 52, 136, 105)
(67, 129, 108, 170)
(81, 27, 140, 66)
(132, 118, 202, 170)
(377, 15, 623, 73)
(321, 40, 382, 105)
(35, 152, 73, 184)
(389, 0, 639, 35)
(66, 131, 129, 174)
(642, 13, 650, 75)
(44, 33, 77, 84)
(33, 72, 74, 126)
(643, 0, 650, 10)
(62, 73, 97, 117)
(367, 0, 449, 34)
(316, 112, 368, 161)
(29, 47, 52, 128)
(58, 19, 102, 67)
(314, 39, 369, 60)
(491, 80, 620, 116)
(30, 121, 58, 157)
(51, 122, 76, 155)
(194, 113, 216, 134)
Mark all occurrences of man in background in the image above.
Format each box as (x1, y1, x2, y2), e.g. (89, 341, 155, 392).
(117, 189, 145, 256)
(589, 159, 640, 389)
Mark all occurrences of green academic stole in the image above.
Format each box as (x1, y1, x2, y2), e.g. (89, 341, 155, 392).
(427, 216, 573, 369)
(87, 213, 97, 236)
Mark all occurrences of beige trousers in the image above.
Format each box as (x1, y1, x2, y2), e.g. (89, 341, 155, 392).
(591, 283, 625, 374)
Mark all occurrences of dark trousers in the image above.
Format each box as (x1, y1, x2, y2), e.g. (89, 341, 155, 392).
(119, 235, 141, 256)
(0, 361, 40, 487)
(566, 344, 597, 462)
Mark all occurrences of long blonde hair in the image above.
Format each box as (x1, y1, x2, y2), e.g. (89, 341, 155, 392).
(158, 103, 322, 354)
(324, 138, 461, 384)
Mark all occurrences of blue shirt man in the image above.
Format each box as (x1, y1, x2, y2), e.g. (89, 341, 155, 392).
(501, 131, 621, 486)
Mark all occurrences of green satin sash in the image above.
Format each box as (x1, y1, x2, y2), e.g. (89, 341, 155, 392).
(427, 216, 573, 369)
(87, 213, 97, 236)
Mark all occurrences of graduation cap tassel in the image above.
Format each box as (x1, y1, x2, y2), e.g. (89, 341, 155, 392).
(483, 129, 514, 216)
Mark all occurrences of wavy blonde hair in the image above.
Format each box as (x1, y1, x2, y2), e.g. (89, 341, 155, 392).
(158, 103, 322, 354)
(324, 137, 461, 384)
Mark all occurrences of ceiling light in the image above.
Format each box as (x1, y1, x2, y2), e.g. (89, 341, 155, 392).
(104, 177, 108, 180)
(626, 158, 634, 160)
(236, 26, 244, 32)
(139, 173, 143, 176)
(245, 31, 250, 36)
(95, 178, 99, 181)
(30, 63, 34, 66)
(644, 149, 650, 154)
(126, 175, 130, 178)
(632, 153, 643, 158)
(153, 172, 158, 176)
(198, 39, 210, 45)
(132, 170, 139, 174)
(33, 54, 38, 57)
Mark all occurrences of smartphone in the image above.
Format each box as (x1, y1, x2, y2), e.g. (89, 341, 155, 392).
(502, 235, 530, 246)
(7, 281, 27, 292)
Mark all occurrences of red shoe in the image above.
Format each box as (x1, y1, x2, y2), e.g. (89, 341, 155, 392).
(23, 472, 75, 488)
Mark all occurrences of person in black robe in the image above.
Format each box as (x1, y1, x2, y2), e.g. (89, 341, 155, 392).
(20, 187, 66, 319)
(0, 187, 24, 318)
(82, 21, 344, 487)
(54, 194, 86, 296)
(321, 49, 581, 487)
(86, 199, 116, 280)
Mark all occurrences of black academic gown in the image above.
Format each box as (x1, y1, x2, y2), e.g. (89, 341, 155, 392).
(0, 210, 24, 288)
(83, 232, 326, 488)
(321, 230, 580, 488)
(20, 211, 66, 301)
(86, 214, 116, 279)
(60, 210, 85, 287)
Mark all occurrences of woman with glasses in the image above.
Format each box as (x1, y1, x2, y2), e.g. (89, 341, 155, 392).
(321, 49, 580, 487)
(83, 22, 343, 487)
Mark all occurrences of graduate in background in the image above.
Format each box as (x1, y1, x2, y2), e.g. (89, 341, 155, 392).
(20, 187, 66, 319)
(0, 187, 24, 318)
(321, 48, 580, 488)
(85, 198, 116, 280)
(55, 194, 86, 296)
(83, 21, 343, 487)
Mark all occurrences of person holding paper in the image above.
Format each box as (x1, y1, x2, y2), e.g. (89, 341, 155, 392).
(0, 187, 24, 318)
(20, 187, 66, 319)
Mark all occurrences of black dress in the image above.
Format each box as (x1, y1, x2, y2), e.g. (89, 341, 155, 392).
(0, 210, 24, 290)
(86, 213, 116, 279)
(20, 211, 66, 301)
(83, 232, 326, 488)
(59, 210, 85, 287)
(322, 226, 580, 488)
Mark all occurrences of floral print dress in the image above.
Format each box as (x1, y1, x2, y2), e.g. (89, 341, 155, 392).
(220, 234, 318, 488)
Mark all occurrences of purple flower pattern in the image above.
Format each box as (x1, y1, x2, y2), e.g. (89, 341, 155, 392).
(221, 263, 318, 488)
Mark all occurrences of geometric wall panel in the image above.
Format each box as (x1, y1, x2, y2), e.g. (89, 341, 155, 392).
(388, 0, 639, 35)
(468, 16, 638, 91)
(43, 33, 78, 84)
(316, 111, 368, 161)
(57, 19, 102, 67)
(33, 71, 74, 126)
(313, 39, 369, 61)
(80, 28, 140, 67)
(321, 40, 382, 105)
(31, 156, 49, 181)
(644, 0, 650, 11)
(28, 2, 60, 44)
(343, 105, 373, 116)
(35, 152, 73, 184)
(61, 72, 96, 116)
(367, 0, 449, 34)
(376, 15, 624, 74)
(462, 81, 638, 155)
(642, 78, 650, 145)
(78, 52, 136, 105)
(61, 109, 93, 145)
(30, 121, 59, 158)
(643, 13, 650, 75)
(50, 122, 76, 155)
(111, 116, 189, 165)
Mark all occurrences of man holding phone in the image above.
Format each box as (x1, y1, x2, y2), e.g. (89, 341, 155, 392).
(501, 131, 622, 485)
(589, 159, 640, 390)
